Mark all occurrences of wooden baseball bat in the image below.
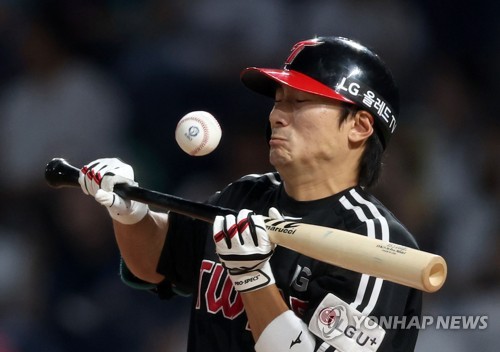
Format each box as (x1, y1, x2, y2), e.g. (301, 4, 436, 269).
(45, 158, 447, 293)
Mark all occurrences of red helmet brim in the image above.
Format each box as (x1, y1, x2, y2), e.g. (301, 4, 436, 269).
(241, 67, 354, 104)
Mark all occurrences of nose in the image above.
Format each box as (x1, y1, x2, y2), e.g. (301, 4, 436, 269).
(269, 106, 290, 128)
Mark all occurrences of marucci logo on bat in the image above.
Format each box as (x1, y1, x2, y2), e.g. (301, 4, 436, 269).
(264, 219, 299, 235)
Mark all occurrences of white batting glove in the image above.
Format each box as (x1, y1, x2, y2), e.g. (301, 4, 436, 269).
(78, 158, 148, 225)
(213, 208, 281, 292)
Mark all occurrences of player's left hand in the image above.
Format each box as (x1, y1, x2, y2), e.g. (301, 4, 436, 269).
(78, 158, 148, 225)
(213, 208, 280, 292)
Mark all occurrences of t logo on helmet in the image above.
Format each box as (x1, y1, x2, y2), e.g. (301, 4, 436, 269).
(285, 39, 324, 66)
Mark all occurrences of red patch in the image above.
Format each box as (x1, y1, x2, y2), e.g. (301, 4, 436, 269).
(285, 39, 324, 66)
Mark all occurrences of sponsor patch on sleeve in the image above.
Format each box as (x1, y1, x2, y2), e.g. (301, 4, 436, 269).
(308, 293, 386, 352)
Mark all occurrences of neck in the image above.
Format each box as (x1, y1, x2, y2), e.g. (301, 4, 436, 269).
(277, 160, 359, 201)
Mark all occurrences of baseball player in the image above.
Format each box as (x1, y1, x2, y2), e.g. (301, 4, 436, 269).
(79, 36, 422, 351)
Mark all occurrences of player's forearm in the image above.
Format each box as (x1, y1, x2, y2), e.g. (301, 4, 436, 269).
(243, 285, 318, 352)
(241, 284, 289, 341)
(113, 210, 168, 284)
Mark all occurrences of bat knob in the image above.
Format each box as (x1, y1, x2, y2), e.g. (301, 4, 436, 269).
(45, 158, 80, 188)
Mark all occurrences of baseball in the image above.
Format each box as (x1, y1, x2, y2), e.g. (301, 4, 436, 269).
(175, 111, 222, 156)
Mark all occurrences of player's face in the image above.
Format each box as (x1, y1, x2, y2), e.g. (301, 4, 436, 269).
(268, 85, 351, 171)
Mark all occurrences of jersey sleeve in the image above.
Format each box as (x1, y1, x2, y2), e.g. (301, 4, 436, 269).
(119, 189, 223, 299)
(117, 213, 211, 299)
(155, 211, 211, 297)
(155, 191, 224, 298)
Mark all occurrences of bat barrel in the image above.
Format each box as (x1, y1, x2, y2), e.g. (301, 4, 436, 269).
(377, 248, 447, 293)
(266, 220, 447, 293)
(423, 256, 447, 293)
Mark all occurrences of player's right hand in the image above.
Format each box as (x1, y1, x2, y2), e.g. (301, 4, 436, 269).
(78, 158, 148, 225)
(213, 208, 282, 292)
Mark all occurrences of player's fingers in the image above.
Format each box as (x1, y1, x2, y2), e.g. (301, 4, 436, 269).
(95, 189, 116, 207)
(213, 215, 226, 244)
(78, 169, 90, 195)
(236, 209, 254, 245)
(101, 174, 136, 192)
(223, 214, 238, 249)
(246, 212, 259, 246)
(213, 214, 237, 250)
(80, 161, 105, 195)
(94, 189, 110, 206)
(268, 207, 284, 220)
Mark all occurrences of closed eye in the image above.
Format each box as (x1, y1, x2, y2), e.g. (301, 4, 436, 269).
(295, 99, 309, 103)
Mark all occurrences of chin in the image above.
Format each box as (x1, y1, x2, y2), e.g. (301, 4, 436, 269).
(269, 152, 292, 170)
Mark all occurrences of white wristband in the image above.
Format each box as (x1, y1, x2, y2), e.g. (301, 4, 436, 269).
(255, 310, 316, 352)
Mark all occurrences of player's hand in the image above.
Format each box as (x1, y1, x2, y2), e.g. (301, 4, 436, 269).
(78, 158, 148, 225)
(213, 208, 281, 292)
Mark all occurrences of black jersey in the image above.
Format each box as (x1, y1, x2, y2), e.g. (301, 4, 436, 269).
(153, 172, 422, 352)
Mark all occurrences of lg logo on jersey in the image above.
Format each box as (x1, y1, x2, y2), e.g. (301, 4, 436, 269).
(291, 265, 311, 292)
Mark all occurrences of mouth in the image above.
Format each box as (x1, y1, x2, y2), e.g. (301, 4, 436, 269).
(270, 132, 286, 140)
(269, 135, 287, 147)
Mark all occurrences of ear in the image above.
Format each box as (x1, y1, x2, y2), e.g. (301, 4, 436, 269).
(348, 110, 374, 145)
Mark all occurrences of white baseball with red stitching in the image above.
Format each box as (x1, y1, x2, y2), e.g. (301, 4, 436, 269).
(175, 111, 222, 156)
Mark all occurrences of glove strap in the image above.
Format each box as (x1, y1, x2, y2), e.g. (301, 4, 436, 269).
(229, 262, 275, 293)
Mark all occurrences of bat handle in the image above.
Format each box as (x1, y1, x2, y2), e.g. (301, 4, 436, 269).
(45, 158, 80, 188)
(44, 158, 237, 223)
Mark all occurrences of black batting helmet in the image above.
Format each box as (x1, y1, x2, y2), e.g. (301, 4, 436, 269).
(240, 36, 399, 148)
